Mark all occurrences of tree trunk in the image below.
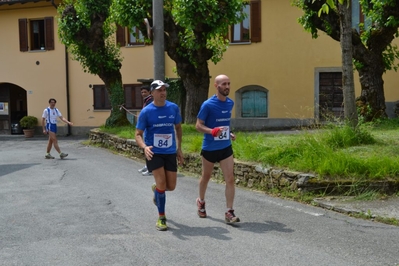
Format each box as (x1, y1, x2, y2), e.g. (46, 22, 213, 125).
(355, 57, 387, 122)
(298, 0, 396, 123)
(338, 1, 357, 127)
(60, 2, 129, 128)
(101, 73, 130, 127)
(176, 61, 211, 124)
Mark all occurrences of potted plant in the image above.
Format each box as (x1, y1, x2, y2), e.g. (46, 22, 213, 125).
(20, 115, 38, 138)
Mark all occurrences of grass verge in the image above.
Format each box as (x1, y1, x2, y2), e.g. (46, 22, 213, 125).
(97, 119, 399, 225)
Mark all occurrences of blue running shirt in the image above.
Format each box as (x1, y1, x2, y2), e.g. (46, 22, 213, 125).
(136, 101, 182, 154)
(197, 95, 234, 151)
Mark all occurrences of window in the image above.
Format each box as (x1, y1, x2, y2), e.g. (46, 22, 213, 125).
(242, 91, 267, 117)
(351, 0, 371, 33)
(236, 85, 268, 118)
(230, 0, 261, 43)
(92, 84, 143, 110)
(318, 72, 344, 120)
(124, 84, 144, 109)
(128, 27, 144, 45)
(18, 17, 54, 52)
(93, 85, 111, 110)
(116, 25, 150, 47)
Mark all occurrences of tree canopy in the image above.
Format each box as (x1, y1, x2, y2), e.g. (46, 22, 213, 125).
(58, 0, 129, 127)
(293, 0, 399, 121)
(111, 0, 246, 123)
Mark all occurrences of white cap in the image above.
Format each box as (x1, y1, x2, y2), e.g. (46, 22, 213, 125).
(150, 80, 169, 91)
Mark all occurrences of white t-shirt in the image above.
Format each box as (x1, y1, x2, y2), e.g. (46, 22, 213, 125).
(42, 107, 61, 124)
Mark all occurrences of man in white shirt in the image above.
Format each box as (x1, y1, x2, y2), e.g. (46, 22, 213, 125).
(41, 98, 73, 159)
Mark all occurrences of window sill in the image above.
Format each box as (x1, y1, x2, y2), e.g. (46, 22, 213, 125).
(125, 44, 146, 48)
(28, 49, 47, 53)
(229, 42, 252, 45)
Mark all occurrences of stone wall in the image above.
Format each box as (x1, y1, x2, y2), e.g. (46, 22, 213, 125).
(89, 129, 399, 195)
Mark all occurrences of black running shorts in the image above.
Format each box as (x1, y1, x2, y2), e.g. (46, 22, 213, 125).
(200, 145, 233, 163)
(146, 153, 177, 172)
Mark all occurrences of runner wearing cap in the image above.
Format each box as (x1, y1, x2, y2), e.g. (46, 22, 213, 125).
(135, 80, 184, 231)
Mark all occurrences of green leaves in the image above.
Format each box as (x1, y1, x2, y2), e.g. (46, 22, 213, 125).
(318, 3, 330, 16)
(58, 0, 123, 75)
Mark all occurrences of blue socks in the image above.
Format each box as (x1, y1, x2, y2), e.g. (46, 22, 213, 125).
(154, 188, 166, 216)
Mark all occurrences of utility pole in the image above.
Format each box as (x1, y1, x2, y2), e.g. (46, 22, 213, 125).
(153, 0, 165, 81)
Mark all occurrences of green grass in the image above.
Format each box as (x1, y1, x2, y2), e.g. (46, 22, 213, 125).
(99, 118, 399, 181)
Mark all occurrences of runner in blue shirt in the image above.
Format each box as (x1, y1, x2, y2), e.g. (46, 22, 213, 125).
(135, 80, 184, 231)
(195, 74, 240, 224)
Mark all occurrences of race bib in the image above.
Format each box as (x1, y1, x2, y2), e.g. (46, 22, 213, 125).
(214, 126, 230, 141)
(153, 133, 173, 148)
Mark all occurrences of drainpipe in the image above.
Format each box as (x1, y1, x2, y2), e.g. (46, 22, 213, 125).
(52, 0, 71, 136)
(64, 47, 71, 136)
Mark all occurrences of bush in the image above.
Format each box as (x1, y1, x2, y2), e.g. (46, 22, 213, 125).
(20, 115, 38, 129)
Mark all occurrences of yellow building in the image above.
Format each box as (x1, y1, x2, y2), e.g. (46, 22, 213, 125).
(0, 0, 398, 135)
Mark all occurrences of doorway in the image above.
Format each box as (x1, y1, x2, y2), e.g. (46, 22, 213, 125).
(0, 83, 27, 134)
(314, 69, 344, 121)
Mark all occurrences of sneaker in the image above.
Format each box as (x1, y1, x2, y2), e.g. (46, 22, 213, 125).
(142, 170, 153, 176)
(59, 152, 68, 159)
(156, 216, 168, 231)
(151, 183, 156, 206)
(45, 153, 55, 159)
(138, 166, 147, 173)
(196, 198, 207, 218)
(225, 209, 240, 224)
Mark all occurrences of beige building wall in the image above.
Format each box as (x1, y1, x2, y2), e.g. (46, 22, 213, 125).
(0, 1, 155, 134)
(0, 5, 68, 124)
(66, 44, 154, 130)
(1, 0, 398, 134)
(208, 1, 342, 120)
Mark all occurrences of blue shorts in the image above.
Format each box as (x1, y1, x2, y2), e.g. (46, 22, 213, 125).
(46, 123, 57, 133)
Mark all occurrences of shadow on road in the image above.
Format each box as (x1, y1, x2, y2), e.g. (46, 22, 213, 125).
(0, 163, 40, 177)
(167, 219, 232, 240)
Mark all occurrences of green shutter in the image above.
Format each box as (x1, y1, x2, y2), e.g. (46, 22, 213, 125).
(242, 91, 267, 117)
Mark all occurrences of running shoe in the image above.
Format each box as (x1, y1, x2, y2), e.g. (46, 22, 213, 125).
(156, 216, 168, 231)
(151, 183, 156, 206)
(45, 153, 55, 159)
(138, 166, 147, 173)
(59, 152, 68, 159)
(142, 170, 153, 176)
(225, 209, 240, 224)
(196, 198, 207, 218)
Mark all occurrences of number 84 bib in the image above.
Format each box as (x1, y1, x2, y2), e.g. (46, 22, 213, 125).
(153, 133, 173, 148)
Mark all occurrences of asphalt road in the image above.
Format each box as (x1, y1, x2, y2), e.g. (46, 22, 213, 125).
(1, 135, 398, 266)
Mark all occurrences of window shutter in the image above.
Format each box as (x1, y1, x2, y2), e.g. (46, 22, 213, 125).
(93, 86, 102, 110)
(254, 91, 267, 117)
(44, 17, 54, 50)
(124, 85, 144, 109)
(116, 25, 125, 46)
(135, 86, 142, 108)
(18, 18, 28, 52)
(242, 90, 267, 117)
(93, 85, 111, 110)
(250, 1, 261, 43)
(124, 85, 133, 109)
